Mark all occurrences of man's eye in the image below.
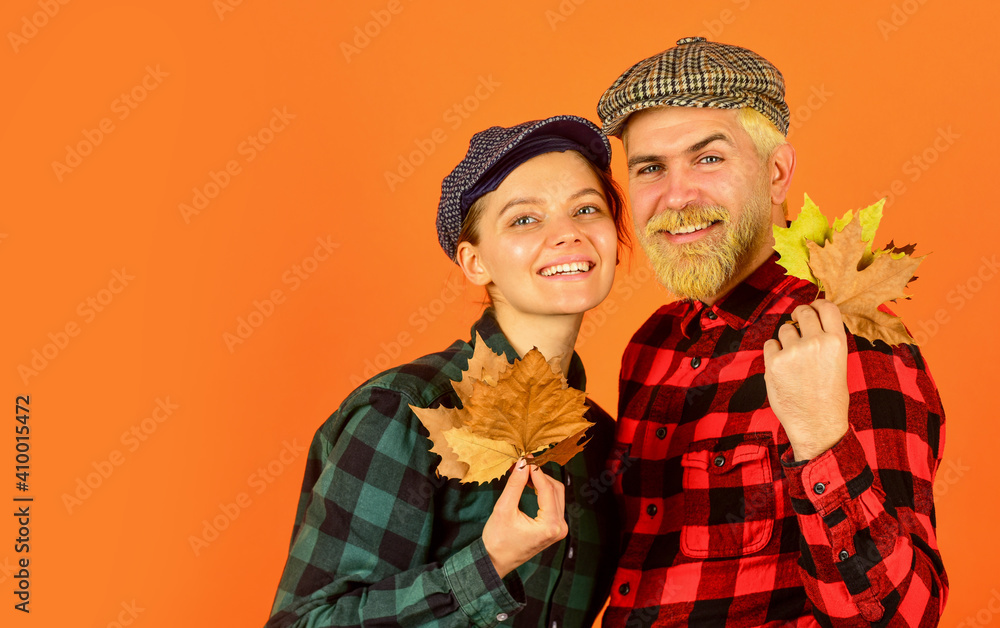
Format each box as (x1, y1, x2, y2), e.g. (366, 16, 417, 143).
(700, 155, 722, 164)
(638, 164, 662, 174)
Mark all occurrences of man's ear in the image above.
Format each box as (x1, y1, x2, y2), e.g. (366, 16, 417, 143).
(769, 142, 796, 206)
(455, 241, 492, 287)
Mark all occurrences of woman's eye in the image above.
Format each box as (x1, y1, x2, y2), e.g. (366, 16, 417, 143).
(575, 205, 600, 216)
(512, 215, 537, 226)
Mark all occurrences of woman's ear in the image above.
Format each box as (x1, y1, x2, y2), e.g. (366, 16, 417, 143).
(455, 241, 492, 287)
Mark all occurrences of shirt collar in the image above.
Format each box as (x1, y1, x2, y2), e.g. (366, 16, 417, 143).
(469, 308, 587, 390)
(676, 253, 802, 336)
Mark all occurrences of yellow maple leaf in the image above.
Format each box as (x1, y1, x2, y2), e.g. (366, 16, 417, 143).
(773, 193, 831, 283)
(410, 340, 593, 484)
(806, 217, 925, 346)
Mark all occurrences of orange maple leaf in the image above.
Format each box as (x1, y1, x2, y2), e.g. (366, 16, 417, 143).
(806, 217, 925, 346)
(410, 338, 592, 484)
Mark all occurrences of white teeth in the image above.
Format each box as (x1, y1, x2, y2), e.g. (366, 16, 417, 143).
(667, 222, 713, 235)
(540, 261, 593, 276)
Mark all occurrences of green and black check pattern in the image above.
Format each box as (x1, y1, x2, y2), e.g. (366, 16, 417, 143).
(266, 310, 618, 627)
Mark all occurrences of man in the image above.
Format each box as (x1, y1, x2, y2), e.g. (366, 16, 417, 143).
(598, 37, 946, 627)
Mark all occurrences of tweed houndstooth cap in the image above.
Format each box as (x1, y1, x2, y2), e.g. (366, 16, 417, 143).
(598, 37, 790, 137)
(436, 115, 610, 261)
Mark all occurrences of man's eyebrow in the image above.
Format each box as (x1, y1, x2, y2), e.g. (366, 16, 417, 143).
(688, 133, 732, 153)
(627, 133, 734, 170)
(627, 154, 660, 170)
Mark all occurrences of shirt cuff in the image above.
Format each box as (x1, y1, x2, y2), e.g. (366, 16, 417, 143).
(443, 537, 525, 626)
(781, 426, 875, 517)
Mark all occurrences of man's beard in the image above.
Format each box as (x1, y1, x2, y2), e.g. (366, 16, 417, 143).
(637, 178, 772, 302)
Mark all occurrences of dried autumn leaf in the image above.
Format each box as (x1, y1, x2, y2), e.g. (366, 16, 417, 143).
(831, 198, 885, 269)
(806, 217, 925, 346)
(410, 405, 469, 479)
(442, 427, 522, 483)
(452, 333, 508, 402)
(531, 427, 592, 467)
(410, 341, 593, 484)
(466, 350, 591, 448)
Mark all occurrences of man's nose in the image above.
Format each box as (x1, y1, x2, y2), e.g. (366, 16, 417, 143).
(660, 167, 698, 211)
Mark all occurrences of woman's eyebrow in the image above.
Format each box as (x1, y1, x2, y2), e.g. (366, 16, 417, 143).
(567, 187, 604, 200)
(498, 197, 541, 219)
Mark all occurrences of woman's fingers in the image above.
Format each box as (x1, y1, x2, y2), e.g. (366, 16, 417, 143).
(495, 459, 530, 511)
(529, 463, 561, 514)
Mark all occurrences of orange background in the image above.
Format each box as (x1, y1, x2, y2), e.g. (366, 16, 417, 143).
(1, 1, 995, 626)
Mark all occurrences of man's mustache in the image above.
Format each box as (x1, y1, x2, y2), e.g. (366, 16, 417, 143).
(643, 206, 730, 237)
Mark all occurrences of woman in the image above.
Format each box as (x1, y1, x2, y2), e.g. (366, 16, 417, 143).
(266, 115, 628, 627)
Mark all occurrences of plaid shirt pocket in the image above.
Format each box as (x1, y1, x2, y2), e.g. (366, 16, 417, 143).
(679, 433, 776, 559)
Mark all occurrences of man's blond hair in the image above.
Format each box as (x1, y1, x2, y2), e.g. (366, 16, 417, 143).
(735, 106, 786, 162)
(736, 107, 788, 215)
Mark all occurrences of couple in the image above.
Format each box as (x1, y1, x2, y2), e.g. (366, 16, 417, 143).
(265, 39, 947, 627)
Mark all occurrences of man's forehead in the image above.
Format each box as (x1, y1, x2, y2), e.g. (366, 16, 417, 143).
(623, 106, 744, 152)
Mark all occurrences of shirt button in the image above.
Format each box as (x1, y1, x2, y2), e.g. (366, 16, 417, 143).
(838, 549, 850, 561)
(619, 582, 630, 595)
(691, 356, 702, 368)
(646, 504, 658, 516)
(551, 621, 558, 628)
(565, 475, 571, 487)
(497, 613, 508, 621)
(567, 546, 574, 559)
(655, 427, 667, 439)
(814, 482, 826, 495)
(706, 310, 718, 320)
(714, 455, 725, 467)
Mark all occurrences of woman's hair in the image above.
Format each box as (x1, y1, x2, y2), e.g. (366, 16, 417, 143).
(454, 150, 631, 259)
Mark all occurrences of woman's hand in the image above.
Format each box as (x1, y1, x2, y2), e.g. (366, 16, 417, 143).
(481, 460, 568, 578)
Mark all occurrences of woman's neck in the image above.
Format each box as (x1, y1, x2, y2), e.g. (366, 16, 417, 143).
(490, 303, 583, 377)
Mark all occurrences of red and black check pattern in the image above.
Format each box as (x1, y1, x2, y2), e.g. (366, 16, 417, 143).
(603, 254, 947, 627)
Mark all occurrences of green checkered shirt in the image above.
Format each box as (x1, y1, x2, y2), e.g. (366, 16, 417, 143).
(266, 310, 618, 627)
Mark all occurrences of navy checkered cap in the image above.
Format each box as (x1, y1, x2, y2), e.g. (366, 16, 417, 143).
(598, 37, 790, 137)
(436, 115, 611, 261)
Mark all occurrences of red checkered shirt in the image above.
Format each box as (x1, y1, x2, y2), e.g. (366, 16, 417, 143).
(603, 254, 947, 627)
